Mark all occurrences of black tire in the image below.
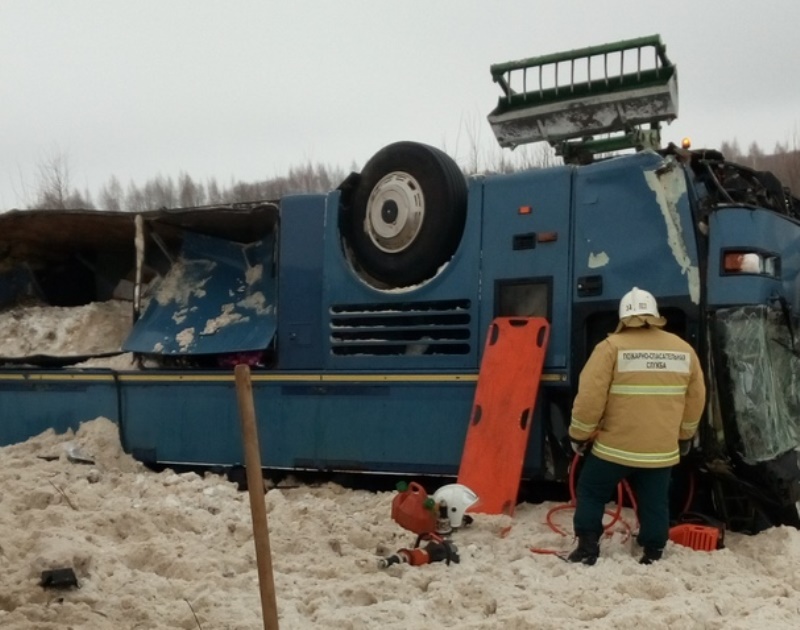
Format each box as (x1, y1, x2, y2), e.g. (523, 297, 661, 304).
(342, 141, 467, 287)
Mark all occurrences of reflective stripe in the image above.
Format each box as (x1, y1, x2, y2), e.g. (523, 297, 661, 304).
(681, 420, 699, 432)
(570, 416, 597, 433)
(609, 384, 687, 396)
(593, 441, 679, 465)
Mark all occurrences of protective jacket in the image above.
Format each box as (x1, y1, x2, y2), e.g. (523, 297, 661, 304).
(569, 324, 706, 467)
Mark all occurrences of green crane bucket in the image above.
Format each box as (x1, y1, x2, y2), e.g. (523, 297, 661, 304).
(487, 35, 678, 158)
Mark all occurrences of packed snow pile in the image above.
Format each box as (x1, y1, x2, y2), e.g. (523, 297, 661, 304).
(2, 418, 800, 629)
(0, 300, 132, 360)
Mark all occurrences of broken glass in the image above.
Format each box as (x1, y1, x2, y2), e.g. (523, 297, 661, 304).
(716, 305, 800, 463)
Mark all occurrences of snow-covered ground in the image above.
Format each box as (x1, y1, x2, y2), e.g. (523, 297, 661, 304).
(2, 417, 800, 630)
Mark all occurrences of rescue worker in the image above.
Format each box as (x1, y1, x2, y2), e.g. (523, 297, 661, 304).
(567, 287, 706, 566)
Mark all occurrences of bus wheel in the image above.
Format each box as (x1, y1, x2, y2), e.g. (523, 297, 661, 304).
(342, 141, 467, 288)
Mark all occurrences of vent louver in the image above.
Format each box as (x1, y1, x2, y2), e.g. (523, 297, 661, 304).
(330, 299, 472, 356)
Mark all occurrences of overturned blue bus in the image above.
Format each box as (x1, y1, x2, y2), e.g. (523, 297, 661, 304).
(3, 35, 800, 532)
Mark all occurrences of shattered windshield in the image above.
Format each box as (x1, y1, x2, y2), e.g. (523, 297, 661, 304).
(716, 305, 800, 463)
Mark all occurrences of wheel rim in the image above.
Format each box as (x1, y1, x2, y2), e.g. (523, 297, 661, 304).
(363, 171, 425, 253)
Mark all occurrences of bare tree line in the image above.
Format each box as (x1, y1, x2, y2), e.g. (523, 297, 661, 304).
(23, 136, 800, 212)
(25, 159, 352, 212)
(719, 136, 800, 198)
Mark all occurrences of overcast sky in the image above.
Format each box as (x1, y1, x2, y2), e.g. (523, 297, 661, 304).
(2, 1, 799, 210)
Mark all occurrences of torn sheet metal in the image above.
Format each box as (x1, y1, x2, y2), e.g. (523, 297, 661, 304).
(645, 159, 701, 304)
(123, 231, 276, 355)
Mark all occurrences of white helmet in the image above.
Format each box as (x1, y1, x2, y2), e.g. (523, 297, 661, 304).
(432, 484, 479, 528)
(618, 287, 660, 319)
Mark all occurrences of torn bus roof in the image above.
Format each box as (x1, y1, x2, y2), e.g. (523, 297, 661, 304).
(0, 202, 279, 262)
(123, 231, 277, 356)
(0, 202, 279, 361)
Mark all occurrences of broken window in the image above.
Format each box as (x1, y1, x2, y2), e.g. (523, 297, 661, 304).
(715, 305, 800, 463)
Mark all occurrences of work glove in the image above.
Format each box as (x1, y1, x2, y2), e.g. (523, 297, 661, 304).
(571, 440, 589, 456)
(679, 439, 692, 457)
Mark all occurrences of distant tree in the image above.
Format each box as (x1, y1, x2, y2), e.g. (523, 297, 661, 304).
(178, 172, 205, 208)
(767, 135, 800, 197)
(477, 142, 560, 174)
(206, 178, 223, 204)
(719, 140, 743, 162)
(28, 149, 92, 209)
(98, 175, 124, 212)
(142, 175, 176, 210)
(77, 187, 94, 209)
(451, 111, 561, 175)
(747, 141, 765, 169)
(783, 130, 800, 196)
(125, 181, 148, 213)
(286, 161, 347, 194)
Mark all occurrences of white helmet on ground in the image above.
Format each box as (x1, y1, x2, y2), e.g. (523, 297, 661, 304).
(618, 286, 660, 319)
(432, 484, 479, 528)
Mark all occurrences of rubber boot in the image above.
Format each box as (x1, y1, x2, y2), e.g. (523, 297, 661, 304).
(567, 533, 600, 565)
(639, 547, 663, 565)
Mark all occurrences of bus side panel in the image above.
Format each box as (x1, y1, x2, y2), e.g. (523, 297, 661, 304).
(276, 194, 327, 370)
(572, 152, 701, 361)
(706, 207, 800, 307)
(320, 187, 484, 373)
(0, 373, 119, 446)
(118, 375, 546, 477)
(118, 375, 472, 473)
(480, 168, 573, 372)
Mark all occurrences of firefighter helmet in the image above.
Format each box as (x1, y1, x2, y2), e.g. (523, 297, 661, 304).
(432, 483, 479, 528)
(618, 287, 660, 320)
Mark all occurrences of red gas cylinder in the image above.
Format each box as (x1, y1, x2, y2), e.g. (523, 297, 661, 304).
(391, 482, 437, 535)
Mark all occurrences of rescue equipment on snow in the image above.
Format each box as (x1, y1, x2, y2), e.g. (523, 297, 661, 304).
(390, 481, 438, 535)
(381, 481, 476, 569)
(668, 513, 725, 551)
(432, 483, 479, 531)
(377, 540, 460, 568)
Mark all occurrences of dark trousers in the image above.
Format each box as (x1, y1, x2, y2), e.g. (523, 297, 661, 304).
(573, 452, 672, 550)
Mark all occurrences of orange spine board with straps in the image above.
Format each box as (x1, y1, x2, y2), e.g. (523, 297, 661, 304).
(457, 317, 550, 516)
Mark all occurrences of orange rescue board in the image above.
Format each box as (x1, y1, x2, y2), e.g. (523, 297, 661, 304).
(457, 317, 550, 516)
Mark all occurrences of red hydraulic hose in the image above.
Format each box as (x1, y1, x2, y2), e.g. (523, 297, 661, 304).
(531, 452, 636, 557)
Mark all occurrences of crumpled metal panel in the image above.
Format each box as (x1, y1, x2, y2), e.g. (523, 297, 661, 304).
(716, 305, 800, 463)
(123, 231, 276, 355)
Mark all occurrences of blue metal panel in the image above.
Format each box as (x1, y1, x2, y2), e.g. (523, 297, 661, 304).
(116, 372, 546, 476)
(119, 374, 474, 470)
(480, 167, 573, 368)
(270, 380, 473, 473)
(573, 152, 700, 304)
(119, 375, 244, 464)
(707, 207, 800, 307)
(0, 372, 119, 446)
(124, 232, 277, 355)
(320, 187, 484, 373)
(276, 194, 326, 370)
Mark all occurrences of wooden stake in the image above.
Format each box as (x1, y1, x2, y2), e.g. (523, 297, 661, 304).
(234, 364, 279, 630)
